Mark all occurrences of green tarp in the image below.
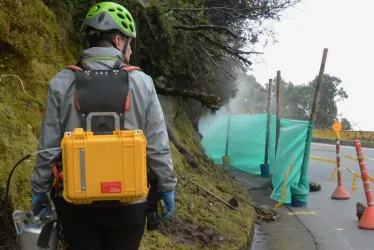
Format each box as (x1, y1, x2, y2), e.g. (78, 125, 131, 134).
(199, 113, 311, 204)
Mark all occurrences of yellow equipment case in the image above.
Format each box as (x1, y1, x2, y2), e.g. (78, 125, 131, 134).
(59, 63, 149, 205)
(61, 127, 148, 204)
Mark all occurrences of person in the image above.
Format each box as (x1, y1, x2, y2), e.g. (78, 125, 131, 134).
(29, 2, 177, 249)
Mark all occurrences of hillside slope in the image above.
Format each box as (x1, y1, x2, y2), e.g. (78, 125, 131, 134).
(0, 0, 254, 249)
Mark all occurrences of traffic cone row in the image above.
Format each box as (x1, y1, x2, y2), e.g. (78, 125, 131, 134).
(329, 139, 374, 230)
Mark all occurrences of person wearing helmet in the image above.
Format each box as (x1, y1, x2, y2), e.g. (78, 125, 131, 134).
(30, 2, 177, 249)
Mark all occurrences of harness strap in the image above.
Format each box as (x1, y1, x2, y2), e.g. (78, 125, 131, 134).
(53, 163, 62, 190)
(122, 66, 141, 72)
(65, 63, 141, 116)
(121, 66, 140, 112)
(66, 65, 83, 71)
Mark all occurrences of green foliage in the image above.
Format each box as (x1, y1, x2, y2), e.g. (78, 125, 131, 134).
(236, 73, 352, 129)
(341, 117, 352, 131)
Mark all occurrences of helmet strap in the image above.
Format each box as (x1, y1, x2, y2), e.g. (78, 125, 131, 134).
(122, 38, 129, 64)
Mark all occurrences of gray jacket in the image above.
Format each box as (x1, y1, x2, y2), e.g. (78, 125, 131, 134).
(31, 47, 177, 196)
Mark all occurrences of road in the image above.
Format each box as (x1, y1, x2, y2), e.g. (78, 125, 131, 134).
(292, 142, 374, 250)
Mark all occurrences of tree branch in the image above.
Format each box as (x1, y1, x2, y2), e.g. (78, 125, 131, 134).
(169, 7, 264, 12)
(173, 25, 239, 39)
(167, 125, 199, 168)
(186, 34, 236, 80)
(154, 83, 221, 110)
(199, 34, 255, 66)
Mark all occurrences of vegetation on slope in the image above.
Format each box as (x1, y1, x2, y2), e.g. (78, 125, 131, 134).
(139, 101, 255, 249)
(0, 0, 301, 248)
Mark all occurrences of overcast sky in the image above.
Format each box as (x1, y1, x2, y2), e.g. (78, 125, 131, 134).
(248, 0, 374, 131)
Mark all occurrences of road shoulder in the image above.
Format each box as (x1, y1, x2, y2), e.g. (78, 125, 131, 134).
(226, 168, 317, 250)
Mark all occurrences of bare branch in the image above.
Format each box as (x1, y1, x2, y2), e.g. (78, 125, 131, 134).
(170, 7, 264, 12)
(199, 34, 256, 66)
(201, 34, 262, 55)
(154, 83, 221, 110)
(173, 25, 239, 39)
(186, 34, 236, 80)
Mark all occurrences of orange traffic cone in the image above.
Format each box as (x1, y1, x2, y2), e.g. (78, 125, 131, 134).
(331, 185, 350, 200)
(355, 140, 374, 230)
(358, 207, 374, 230)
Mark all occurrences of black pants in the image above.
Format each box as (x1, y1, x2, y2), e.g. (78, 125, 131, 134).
(52, 196, 147, 250)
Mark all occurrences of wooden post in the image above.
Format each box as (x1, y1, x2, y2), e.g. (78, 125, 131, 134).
(264, 79, 272, 164)
(225, 116, 231, 156)
(311, 49, 328, 123)
(275, 71, 282, 155)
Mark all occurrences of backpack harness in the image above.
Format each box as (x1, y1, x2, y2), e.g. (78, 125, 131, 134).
(52, 60, 141, 191)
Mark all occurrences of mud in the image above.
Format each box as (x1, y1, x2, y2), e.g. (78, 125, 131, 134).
(159, 217, 223, 248)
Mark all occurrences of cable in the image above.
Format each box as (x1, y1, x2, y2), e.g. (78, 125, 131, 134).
(2, 147, 61, 250)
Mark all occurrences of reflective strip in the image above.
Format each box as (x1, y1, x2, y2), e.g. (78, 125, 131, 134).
(80, 148, 86, 191)
(362, 170, 368, 173)
(365, 189, 371, 192)
(336, 153, 340, 157)
(364, 181, 371, 184)
(368, 201, 374, 206)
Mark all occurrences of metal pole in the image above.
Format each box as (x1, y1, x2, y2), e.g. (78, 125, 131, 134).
(264, 79, 272, 164)
(275, 71, 282, 154)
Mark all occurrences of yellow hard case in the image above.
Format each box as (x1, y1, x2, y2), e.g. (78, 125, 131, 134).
(61, 128, 148, 204)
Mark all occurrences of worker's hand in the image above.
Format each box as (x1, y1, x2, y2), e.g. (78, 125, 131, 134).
(31, 193, 51, 216)
(159, 191, 175, 219)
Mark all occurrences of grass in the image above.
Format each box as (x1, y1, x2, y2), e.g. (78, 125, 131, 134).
(139, 107, 254, 249)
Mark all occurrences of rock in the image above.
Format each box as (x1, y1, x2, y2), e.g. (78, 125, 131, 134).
(310, 182, 321, 192)
(356, 202, 367, 220)
(228, 197, 239, 208)
(255, 205, 280, 222)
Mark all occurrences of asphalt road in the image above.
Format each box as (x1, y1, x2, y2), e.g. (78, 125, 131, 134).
(295, 142, 374, 250)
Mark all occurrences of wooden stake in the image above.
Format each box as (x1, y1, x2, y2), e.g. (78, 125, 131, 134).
(265, 79, 272, 164)
(275, 71, 282, 155)
(189, 179, 238, 211)
(311, 48, 328, 123)
(225, 116, 231, 156)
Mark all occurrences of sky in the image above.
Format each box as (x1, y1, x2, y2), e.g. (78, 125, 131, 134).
(247, 0, 374, 131)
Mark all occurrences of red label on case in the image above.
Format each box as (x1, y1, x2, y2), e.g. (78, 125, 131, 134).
(101, 182, 122, 193)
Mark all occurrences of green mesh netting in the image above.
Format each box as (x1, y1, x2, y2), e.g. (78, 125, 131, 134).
(199, 113, 312, 205)
(200, 113, 277, 174)
(270, 119, 311, 204)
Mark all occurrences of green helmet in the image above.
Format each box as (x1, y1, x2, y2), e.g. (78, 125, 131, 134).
(81, 1, 136, 38)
